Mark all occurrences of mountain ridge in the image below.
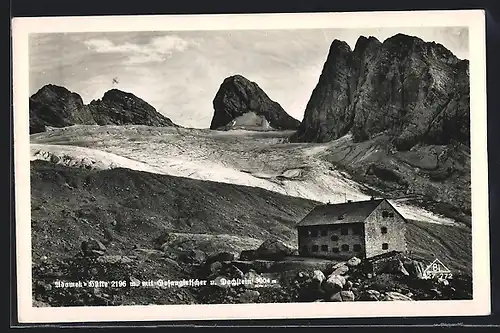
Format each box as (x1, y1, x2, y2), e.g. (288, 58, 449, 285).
(29, 84, 178, 134)
(290, 33, 470, 150)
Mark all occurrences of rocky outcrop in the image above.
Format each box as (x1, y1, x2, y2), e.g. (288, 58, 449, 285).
(211, 75, 300, 131)
(80, 238, 106, 257)
(87, 89, 176, 127)
(29, 85, 177, 134)
(254, 238, 295, 260)
(290, 34, 470, 150)
(29, 84, 96, 134)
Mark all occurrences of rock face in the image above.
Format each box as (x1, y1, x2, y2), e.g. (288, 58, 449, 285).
(290, 34, 470, 150)
(29, 85, 177, 134)
(29, 84, 96, 134)
(211, 75, 300, 131)
(87, 89, 176, 127)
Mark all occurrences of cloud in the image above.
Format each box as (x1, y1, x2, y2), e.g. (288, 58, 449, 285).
(84, 35, 191, 64)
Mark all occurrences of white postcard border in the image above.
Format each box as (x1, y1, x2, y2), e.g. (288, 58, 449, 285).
(12, 9, 490, 323)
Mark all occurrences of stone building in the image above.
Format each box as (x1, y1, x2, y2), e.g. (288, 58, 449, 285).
(296, 198, 407, 260)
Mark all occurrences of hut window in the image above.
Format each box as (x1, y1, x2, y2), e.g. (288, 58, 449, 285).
(332, 247, 339, 253)
(341, 244, 350, 252)
(382, 211, 390, 218)
(353, 244, 362, 252)
(353, 225, 362, 235)
(341, 227, 348, 235)
(381, 227, 388, 234)
(389, 212, 395, 218)
(312, 245, 319, 252)
(331, 235, 339, 241)
(320, 229, 328, 236)
(310, 229, 318, 237)
(382, 243, 389, 250)
(321, 245, 328, 252)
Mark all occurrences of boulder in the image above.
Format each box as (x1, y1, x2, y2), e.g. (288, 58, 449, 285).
(331, 264, 349, 276)
(343, 280, 353, 291)
(325, 261, 346, 276)
(383, 291, 413, 301)
(209, 261, 223, 274)
(33, 300, 51, 307)
(255, 238, 295, 260)
(240, 249, 258, 261)
(206, 252, 235, 266)
(340, 290, 355, 301)
(429, 288, 442, 298)
(322, 275, 346, 294)
(81, 238, 106, 257)
(244, 269, 260, 280)
(178, 249, 207, 265)
(96, 255, 133, 264)
(346, 257, 362, 267)
(231, 260, 254, 273)
(238, 290, 260, 303)
(385, 259, 410, 276)
(329, 292, 343, 302)
(243, 269, 261, 288)
(155, 231, 178, 250)
(162, 248, 188, 262)
(312, 270, 326, 284)
(252, 260, 274, 273)
(163, 258, 182, 270)
(129, 276, 141, 286)
(404, 260, 427, 279)
(222, 264, 245, 279)
(296, 271, 310, 283)
(359, 289, 381, 301)
(398, 262, 410, 276)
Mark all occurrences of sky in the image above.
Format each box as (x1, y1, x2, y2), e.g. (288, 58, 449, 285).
(29, 27, 469, 128)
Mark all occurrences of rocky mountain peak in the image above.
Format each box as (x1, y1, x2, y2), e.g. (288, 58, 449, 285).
(321, 40, 353, 71)
(290, 33, 470, 150)
(29, 84, 96, 134)
(29, 85, 177, 133)
(101, 89, 138, 102)
(329, 39, 352, 54)
(353, 36, 382, 56)
(210, 74, 300, 131)
(88, 89, 177, 127)
(34, 84, 82, 101)
(385, 33, 424, 45)
(225, 74, 250, 85)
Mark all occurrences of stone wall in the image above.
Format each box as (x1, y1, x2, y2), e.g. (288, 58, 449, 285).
(363, 200, 407, 258)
